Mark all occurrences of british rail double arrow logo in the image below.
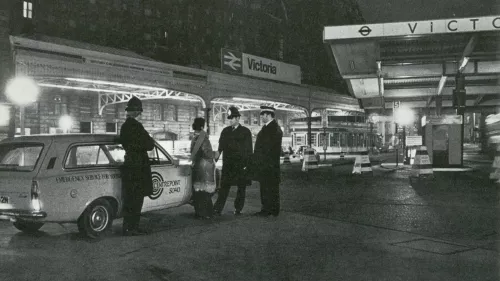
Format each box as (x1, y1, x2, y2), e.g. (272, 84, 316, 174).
(223, 51, 242, 71)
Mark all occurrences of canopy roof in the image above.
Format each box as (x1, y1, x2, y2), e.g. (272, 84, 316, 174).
(324, 15, 500, 114)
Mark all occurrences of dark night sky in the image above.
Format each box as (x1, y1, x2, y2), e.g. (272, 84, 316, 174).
(355, 0, 500, 23)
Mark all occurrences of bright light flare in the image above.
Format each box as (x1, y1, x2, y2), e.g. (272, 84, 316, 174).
(489, 135, 500, 144)
(459, 57, 469, 71)
(486, 113, 500, 125)
(0, 104, 10, 127)
(59, 115, 73, 132)
(6, 76, 40, 106)
(394, 106, 415, 125)
(31, 198, 41, 212)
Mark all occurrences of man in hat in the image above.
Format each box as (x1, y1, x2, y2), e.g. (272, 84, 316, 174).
(213, 106, 253, 216)
(119, 96, 155, 236)
(251, 105, 283, 217)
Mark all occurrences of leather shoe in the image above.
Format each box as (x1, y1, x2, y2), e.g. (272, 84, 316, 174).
(233, 210, 242, 216)
(123, 228, 148, 236)
(195, 214, 213, 220)
(252, 211, 271, 217)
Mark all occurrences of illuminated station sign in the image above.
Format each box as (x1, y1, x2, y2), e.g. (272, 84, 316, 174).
(324, 15, 500, 40)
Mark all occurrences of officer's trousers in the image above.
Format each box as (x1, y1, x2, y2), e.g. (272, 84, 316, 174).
(214, 184, 246, 213)
(122, 186, 145, 231)
(259, 181, 280, 216)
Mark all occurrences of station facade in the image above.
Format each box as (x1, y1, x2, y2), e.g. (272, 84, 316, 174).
(0, 0, 366, 152)
(0, 35, 362, 151)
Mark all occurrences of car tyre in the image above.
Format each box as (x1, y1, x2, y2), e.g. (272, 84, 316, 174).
(78, 198, 113, 239)
(13, 220, 44, 233)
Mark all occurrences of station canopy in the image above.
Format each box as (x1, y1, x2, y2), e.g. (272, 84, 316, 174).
(323, 15, 500, 114)
(211, 97, 307, 121)
(38, 77, 308, 118)
(13, 35, 361, 120)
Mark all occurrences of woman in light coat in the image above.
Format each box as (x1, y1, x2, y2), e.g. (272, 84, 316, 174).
(190, 118, 219, 219)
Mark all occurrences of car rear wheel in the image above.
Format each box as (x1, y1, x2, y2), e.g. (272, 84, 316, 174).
(13, 220, 44, 233)
(78, 198, 113, 239)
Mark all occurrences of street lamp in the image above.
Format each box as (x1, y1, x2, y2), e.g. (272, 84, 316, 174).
(5, 76, 40, 135)
(394, 106, 415, 165)
(59, 115, 73, 133)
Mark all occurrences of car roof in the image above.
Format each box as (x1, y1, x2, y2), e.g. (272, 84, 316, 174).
(0, 134, 119, 144)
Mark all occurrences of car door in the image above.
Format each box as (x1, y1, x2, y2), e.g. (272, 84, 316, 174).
(142, 144, 190, 212)
(42, 142, 122, 222)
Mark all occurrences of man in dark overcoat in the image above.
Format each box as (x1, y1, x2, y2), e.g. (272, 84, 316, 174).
(119, 96, 154, 236)
(251, 106, 283, 217)
(213, 106, 253, 215)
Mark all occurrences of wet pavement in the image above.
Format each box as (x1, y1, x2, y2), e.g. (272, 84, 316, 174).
(0, 157, 498, 281)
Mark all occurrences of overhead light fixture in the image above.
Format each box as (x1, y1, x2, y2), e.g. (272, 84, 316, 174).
(211, 101, 244, 106)
(213, 100, 304, 112)
(394, 106, 415, 126)
(458, 57, 469, 72)
(279, 107, 304, 112)
(233, 97, 287, 105)
(232, 97, 304, 112)
(39, 83, 199, 102)
(65, 78, 165, 91)
(233, 97, 270, 103)
(212, 101, 260, 108)
(165, 96, 200, 102)
(39, 83, 132, 94)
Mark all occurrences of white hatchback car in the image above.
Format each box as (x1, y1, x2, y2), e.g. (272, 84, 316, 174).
(0, 134, 192, 238)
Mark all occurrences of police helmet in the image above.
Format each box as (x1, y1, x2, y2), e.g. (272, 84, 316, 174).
(227, 106, 241, 119)
(125, 96, 143, 112)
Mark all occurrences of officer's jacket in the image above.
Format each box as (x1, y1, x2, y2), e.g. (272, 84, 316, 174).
(119, 117, 154, 196)
(251, 119, 283, 184)
(218, 125, 253, 186)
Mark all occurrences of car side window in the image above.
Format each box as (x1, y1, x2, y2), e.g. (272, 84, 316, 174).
(104, 144, 125, 164)
(65, 145, 111, 168)
(148, 146, 172, 165)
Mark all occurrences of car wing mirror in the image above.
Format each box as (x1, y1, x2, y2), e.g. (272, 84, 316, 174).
(172, 158, 180, 167)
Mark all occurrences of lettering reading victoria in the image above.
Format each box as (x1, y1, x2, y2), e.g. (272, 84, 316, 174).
(247, 58, 277, 75)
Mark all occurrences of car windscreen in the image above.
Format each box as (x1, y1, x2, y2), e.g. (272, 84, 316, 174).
(0, 143, 44, 171)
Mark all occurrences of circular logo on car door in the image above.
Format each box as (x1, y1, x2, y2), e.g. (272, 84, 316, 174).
(149, 172, 164, 200)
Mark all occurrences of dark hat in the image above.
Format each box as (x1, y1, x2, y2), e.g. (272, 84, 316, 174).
(192, 117, 205, 131)
(125, 96, 143, 112)
(227, 106, 241, 119)
(260, 105, 275, 115)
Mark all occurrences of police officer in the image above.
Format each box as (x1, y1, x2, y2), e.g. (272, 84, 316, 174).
(252, 106, 283, 217)
(119, 96, 154, 236)
(213, 106, 253, 216)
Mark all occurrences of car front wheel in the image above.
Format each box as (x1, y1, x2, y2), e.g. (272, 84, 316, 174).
(78, 198, 114, 239)
(13, 220, 44, 233)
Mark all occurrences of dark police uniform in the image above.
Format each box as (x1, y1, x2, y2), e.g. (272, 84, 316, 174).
(214, 108, 253, 214)
(119, 97, 154, 235)
(252, 118, 283, 216)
